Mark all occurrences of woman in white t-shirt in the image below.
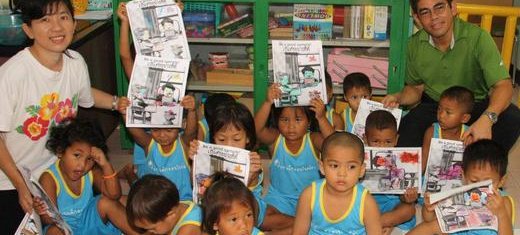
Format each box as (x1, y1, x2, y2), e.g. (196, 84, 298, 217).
(0, 0, 117, 232)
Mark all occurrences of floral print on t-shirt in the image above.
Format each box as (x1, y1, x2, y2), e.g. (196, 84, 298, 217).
(16, 92, 78, 140)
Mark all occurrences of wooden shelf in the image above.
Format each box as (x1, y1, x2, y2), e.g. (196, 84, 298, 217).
(188, 37, 390, 48)
(187, 80, 253, 92)
(188, 38, 254, 44)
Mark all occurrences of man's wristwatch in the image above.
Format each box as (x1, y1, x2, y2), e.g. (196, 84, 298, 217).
(482, 111, 498, 124)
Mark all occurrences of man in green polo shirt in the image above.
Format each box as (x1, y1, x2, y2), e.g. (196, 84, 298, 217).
(382, 0, 520, 152)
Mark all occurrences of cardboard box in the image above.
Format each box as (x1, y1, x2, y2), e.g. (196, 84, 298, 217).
(206, 68, 253, 86)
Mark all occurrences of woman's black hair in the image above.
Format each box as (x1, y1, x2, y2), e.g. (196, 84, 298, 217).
(209, 102, 256, 150)
(46, 118, 107, 155)
(19, 0, 75, 25)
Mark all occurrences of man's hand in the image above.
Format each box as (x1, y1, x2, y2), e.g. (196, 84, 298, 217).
(462, 115, 492, 146)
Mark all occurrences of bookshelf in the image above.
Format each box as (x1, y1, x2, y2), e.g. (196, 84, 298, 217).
(111, 0, 410, 147)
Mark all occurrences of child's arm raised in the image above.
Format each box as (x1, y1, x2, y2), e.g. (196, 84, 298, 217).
(309, 98, 334, 152)
(421, 126, 434, 173)
(255, 84, 281, 145)
(37, 172, 59, 225)
(117, 2, 133, 79)
(363, 193, 383, 235)
(180, 95, 198, 149)
(117, 97, 152, 152)
(292, 186, 312, 235)
(487, 188, 513, 235)
(91, 147, 121, 200)
(332, 111, 345, 131)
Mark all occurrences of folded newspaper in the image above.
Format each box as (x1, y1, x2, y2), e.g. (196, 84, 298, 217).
(431, 180, 497, 233)
(361, 147, 421, 194)
(351, 98, 402, 138)
(17, 167, 72, 235)
(125, 0, 191, 128)
(423, 138, 465, 194)
(192, 142, 251, 203)
(271, 40, 328, 107)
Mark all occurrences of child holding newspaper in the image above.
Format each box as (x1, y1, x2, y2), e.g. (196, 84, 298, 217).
(341, 73, 372, 133)
(409, 139, 515, 235)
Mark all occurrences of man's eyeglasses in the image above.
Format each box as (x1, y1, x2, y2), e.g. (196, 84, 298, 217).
(418, 3, 449, 18)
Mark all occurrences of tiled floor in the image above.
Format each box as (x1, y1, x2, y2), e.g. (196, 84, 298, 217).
(107, 89, 520, 233)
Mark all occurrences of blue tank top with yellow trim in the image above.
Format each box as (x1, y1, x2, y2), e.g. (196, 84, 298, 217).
(433, 122, 468, 139)
(147, 138, 192, 201)
(325, 105, 335, 127)
(171, 202, 202, 235)
(268, 133, 320, 199)
(342, 107, 354, 133)
(47, 161, 94, 230)
(252, 227, 264, 235)
(309, 179, 367, 235)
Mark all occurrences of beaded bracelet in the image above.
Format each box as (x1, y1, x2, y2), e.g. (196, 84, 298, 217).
(103, 172, 117, 179)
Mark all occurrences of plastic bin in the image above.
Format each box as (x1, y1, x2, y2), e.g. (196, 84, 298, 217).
(184, 2, 222, 35)
(0, 12, 26, 46)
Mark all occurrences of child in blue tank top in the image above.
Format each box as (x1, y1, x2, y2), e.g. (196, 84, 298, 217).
(364, 110, 419, 234)
(409, 139, 515, 235)
(293, 132, 382, 234)
(188, 102, 264, 226)
(201, 172, 265, 235)
(341, 73, 372, 133)
(422, 86, 474, 172)
(254, 84, 335, 232)
(126, 174, 202, 235)
(33, 119, 138, 234)
(118, 95, 198, 201)
(197, 93, 235, 143)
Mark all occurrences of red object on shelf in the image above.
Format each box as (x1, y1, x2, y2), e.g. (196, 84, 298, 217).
(224, 4, 239, 19)
(333, 6, 344, 25)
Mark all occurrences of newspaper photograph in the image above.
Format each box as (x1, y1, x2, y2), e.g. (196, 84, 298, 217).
(126, 56, 189, 128)
(272, 40, 328, 107)
(423, 138, 465, 194)
(126, 0, 190, 59)
(20, 168, 72, 235)
(351, 98, 402, 138)
(433, 180, 498, 233)
(361, 147, 421, 194)
(15, 213, 42, 235)
(192, 141, 250, 203)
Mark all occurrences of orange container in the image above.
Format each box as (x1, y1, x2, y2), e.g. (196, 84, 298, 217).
(72, 0, 88, 15)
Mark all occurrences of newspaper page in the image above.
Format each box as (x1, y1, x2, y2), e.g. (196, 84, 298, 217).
(271, 40, 328, 107)
(361, 147, 421, 194)
(15, 213, 42, 235)
(125, 56, 189, 127)
(20, 168, 72, 235)
(423, 138, 465, 194)
(126, 0, 190, 128)
(126, 0, 190, 60)
(433, 180, 497, 233)
(192, 142, 251, 203)
(351, 99, 402, 138)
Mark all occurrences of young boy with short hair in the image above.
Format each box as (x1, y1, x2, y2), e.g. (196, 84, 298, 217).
(422, 86, 474, 172)
(364, 110, 418, 234)
(409, 139, 515, 235)
(342, 73, 372, 132)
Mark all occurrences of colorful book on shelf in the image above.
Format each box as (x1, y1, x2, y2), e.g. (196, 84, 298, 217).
(342, 6, 351, 38)
(431, 180, 498, 233)
(271, 40, 328, 107)
(293, 4, 333, 40)
(423, 138, 465, 194)
(363, 6, 375, 39)
(374, 6, 389, 41)
(361, 147, 422, 194)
